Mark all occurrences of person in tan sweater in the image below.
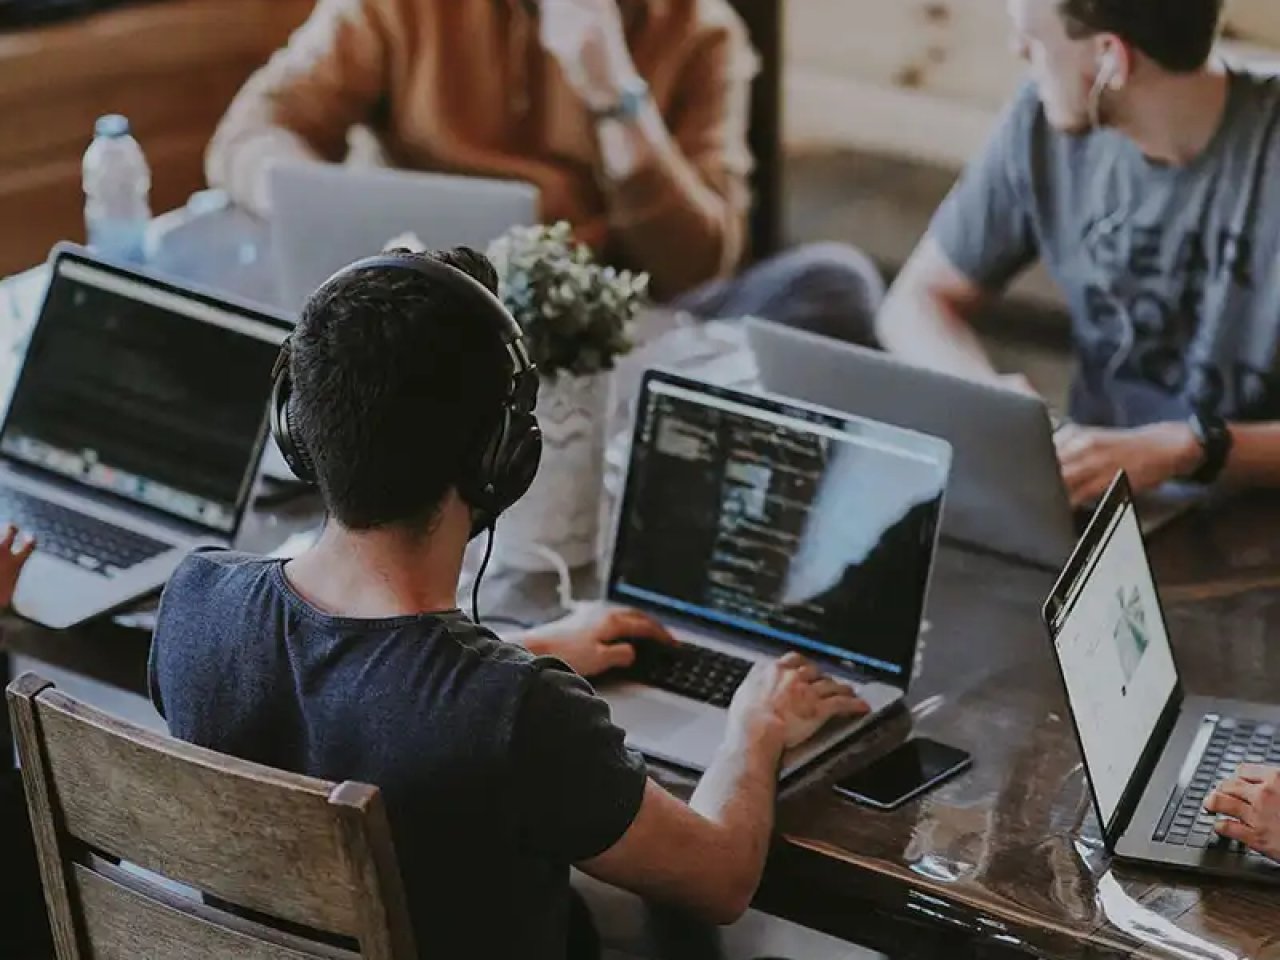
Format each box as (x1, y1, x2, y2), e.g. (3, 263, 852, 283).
(207, 0, 883, 341)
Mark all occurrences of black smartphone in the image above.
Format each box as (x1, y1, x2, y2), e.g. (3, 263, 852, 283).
(832, 737, 972, 810)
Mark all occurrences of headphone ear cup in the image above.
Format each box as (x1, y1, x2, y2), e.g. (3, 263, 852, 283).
(496, 413, 543, 510)
(459, 410, 507, 532)
(463, 409, 542, 537)
(285, 401, 318, 483)
(268, 360, 317, 485)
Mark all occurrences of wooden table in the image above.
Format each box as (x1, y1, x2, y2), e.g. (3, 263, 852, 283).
(7, 206, 1280, 958)
(755, 495, 1280, 958)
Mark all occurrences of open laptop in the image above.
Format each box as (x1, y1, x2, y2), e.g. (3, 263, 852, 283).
(748, 319, 1074, 570)
(0, 244, 289, 629)
(269, 163, 539, 312)
(597, 369, 952, 778)
(1042, 471, 1280, 882)
(748, 319, 1198, 571)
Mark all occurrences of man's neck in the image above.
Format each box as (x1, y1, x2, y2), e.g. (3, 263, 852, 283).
(1110, 66, 1231, 166)
(285, 520, 465, 620)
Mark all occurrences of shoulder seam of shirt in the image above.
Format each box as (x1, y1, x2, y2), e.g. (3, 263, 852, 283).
(434, 618, 542, 671)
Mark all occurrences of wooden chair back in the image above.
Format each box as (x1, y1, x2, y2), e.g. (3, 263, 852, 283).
(6, 672, 417, 960)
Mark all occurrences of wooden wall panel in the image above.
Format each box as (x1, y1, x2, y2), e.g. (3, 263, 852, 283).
(0, 0, 313, 275)
(6, 0, 1280, 276)
(786, 0, 1280, 166)
(1223, 2, 1280, 48)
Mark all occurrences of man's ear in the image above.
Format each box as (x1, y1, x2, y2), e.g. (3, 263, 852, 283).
(1096, 36, 1132, 91)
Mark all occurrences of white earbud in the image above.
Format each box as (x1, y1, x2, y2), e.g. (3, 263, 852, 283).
(1099, 49, 1121, 90)
(1087, 48, 1121, 129)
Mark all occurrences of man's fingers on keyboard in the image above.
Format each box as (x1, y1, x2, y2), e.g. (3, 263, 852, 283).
(1214, 816, 1257, 847)
(599, 640, 637, 670)
(821, 693, 870, 718)
(1207, 791, 1252, 822)
(779, 651, 810, 669)
(1235, 763, 1273, 784)
(795, 666, 822, 685)
(615, 609, 678, 645)
(811, 677, 854, 698)
(1211, 777, 1261, 807)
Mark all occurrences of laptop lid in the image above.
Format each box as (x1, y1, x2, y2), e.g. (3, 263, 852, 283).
(269, 163, 540, 311)
(1042, 472, 1185, 846)
(0, 244, 290, 538)
(605, 369, 952, 686)
(745, 317, 1076, 571)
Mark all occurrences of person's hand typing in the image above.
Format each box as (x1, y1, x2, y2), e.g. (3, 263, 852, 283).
(1054, 422, 1202, 507)
(728, 652, 869, 752)
(519, 602, 676, 678)
(538, 0, 639, 113)
(0, 524, 35, 609)
(1206, 765, 1280, 860)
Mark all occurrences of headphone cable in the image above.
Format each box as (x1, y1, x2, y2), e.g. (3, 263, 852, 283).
(471, 523, 497, 625)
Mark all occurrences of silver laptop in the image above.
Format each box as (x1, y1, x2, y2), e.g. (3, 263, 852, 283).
(1043, 472, 1280, 882)
(0, 244, 288, 629)
(598, 369, 952, 778)
(269, 163, 539, 312)
(748, 319, 1075, 570)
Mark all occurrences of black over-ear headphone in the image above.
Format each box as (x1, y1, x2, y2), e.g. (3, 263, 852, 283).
(269, 253, 543, 539)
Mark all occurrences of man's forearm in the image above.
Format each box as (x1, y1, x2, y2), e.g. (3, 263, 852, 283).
(208, 128, 320, 217)
(877, 282, 1000, 383)
(686, 721, 784, 911)
(594, 104, 740, 298)
(1223, 422, 1280, 486)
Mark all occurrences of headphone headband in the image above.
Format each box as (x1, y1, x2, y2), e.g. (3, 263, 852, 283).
(313, 252, 528, 360)
(269, 251, 542, 540)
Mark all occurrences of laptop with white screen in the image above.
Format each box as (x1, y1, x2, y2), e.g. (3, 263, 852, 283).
(597, 370, 952, 778)
(1043, 471, 1280, 881)
(0, 244, 289, 629)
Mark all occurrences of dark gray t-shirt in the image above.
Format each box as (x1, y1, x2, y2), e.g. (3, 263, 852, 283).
(931, 71, 1280, 427)
(149, 549, 647, 960)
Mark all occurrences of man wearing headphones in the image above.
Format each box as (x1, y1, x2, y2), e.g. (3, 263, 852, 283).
(876, 0, 1280, 507)
(148, 248, 867, 959)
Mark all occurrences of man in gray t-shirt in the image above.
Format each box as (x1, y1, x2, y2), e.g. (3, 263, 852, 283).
(878, 0, 1280, 506)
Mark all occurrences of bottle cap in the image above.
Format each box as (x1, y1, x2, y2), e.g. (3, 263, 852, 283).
(94, 115, 131, 139)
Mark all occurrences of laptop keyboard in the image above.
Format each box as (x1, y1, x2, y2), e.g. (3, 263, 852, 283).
(0, 486, 170, 578)
(623, 640, 754, 709)
(1153, 717, 1280, 852)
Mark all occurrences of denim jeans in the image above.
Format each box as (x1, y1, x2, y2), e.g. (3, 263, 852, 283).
(674, 242, 886, 348)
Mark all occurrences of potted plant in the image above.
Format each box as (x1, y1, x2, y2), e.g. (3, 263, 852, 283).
(486, 221, 649, 570)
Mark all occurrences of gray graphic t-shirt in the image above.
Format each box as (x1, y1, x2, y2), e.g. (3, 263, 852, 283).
(930, 71, 1280, 427)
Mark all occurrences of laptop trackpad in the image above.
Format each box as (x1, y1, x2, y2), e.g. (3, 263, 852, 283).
(606, 688, 706, 740)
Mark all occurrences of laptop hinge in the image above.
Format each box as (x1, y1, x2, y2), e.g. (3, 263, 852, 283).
(0, 456, 221, 542)
(1107, 689, 1184, 847)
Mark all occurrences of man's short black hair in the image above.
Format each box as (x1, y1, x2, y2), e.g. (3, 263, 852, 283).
(1058, 0, 1224, 73)
(290, 247, 510, 531)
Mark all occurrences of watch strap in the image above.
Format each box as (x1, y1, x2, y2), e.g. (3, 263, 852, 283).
(1187, 413, 1232, 485)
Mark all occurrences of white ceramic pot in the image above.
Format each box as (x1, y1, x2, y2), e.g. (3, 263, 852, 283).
(493, 370, 609, 572)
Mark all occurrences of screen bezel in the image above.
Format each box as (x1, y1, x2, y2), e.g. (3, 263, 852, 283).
(604, 367, 952, 685)
(1040, 471, 1185, 847)
(832, 736, 972, 808)
(1, 243, 292, 538)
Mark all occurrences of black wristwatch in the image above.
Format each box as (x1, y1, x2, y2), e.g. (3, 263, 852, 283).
(1186, 411, 1233, 485)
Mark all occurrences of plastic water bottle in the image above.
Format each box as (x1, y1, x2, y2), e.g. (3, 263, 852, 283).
(82, 114, 151, 263)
